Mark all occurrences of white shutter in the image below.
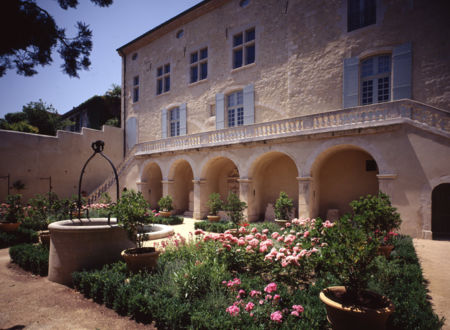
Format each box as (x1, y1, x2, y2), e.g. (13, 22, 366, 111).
(393, 42, 412, 100)
(216, 93, 225, 130)
(161, 109, 167, 138)
(126, 117, 137, 149)
(343, 56, 359, 108)
(179, 103, 187, 136)
(243, 84, 255, 125)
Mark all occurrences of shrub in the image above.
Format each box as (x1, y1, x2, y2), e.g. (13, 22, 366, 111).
(207, 193, 223, 216)
(9, 243, 49, 276)
(194, 220, 234, 233)
(223, 192, 247, 228)
(158, 195, 173, 211)
(0, 227, 38, 248)
(152, 215, 183, 225)
(0, 194, 24, 223)
(274, 191, 293, 220)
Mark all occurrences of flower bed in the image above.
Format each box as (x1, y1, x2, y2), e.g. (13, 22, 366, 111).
(72, 222, 443, 329)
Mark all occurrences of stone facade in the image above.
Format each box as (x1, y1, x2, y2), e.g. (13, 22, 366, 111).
(111, 0, 450, 238)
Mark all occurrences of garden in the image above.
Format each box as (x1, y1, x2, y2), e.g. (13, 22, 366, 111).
(1, 190, 444, 329)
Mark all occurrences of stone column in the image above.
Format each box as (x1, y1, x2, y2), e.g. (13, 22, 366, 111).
(297, 176, 313, 218)
(161, 180, 174, 197)
(192, 179, 207, 220)
(238, 178, 255, 221)
(136, 181, 147, 194)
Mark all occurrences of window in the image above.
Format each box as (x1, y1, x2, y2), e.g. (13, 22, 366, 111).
(239, 0, 250, 8)
(131, 53, 138, 60)
(348, 0, 376, 32)
(157, 63, 170, 95)
(176, 29, 184, 39)
(169, 107, 180, 137)
(232, 28, 255, 69)
(190, 48, 208, 83)
(227, 91, 244, 127)
(360, 55, 391, 105)
(133, 75, 139, 102)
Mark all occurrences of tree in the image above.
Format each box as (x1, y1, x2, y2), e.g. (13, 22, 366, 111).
(0, 0, 113, 78)
(0, 99, 72, 135)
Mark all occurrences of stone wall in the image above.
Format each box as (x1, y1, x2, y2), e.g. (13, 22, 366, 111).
(0, 126, 123, 202)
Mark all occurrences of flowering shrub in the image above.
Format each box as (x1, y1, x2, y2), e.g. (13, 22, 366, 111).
(0, 194, 23, 223)
(195, 217, 335, 285)
(223, 278, 305, 326)
(374, 230, 399, 246)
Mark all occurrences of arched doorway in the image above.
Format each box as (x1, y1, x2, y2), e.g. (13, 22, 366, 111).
(313, 146, 379, 219)
(168, 160, 194, 215)
(141, 162, 162, 209)
(432, 183, 450, 240)
(250, 152, 298, 221)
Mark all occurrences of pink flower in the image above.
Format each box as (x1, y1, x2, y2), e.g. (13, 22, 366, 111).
(245, 301, 255, 312)
(303, 231, 310, 238)
(323, 220, 335, 228)
(265, 294, 272, 301)
(237, 238, 246, 246)
(271, 232, 280, 239)
(262, 229, 269, 234)
(259, 299, 264, 305)
(250, 290, 261, 297)
(194, 229, 205, 235)
(264, 282, 277, 293)
(238, 226, 247, 234)
(251, 227, 258, 233)
(249, 238, 259, 247)
(270, 311, 283, 323)
(226, 305, 240, 316)
(259, 244, 268, 253)
(292, 304, 304, 313)
(285, 222, 291, 227)
(273, 294, 281, 301)
(291, 310, 299, 317)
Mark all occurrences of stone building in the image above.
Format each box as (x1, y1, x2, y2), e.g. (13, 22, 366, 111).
(103, 0, 450, 239)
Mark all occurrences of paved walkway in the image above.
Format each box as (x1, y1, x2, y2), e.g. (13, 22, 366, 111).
(413, 238, 450, 329)
(0, 220, 448, 329)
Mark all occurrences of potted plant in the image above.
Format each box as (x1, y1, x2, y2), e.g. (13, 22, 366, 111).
(207, 192, 223, 222)
(350, 192, 402, 257)
(0, 194, 23, 232)
(112, 190, 159, 273)
(223, 192, 247, 229)
(319, 215, 394, 330)
(158, 195, 173, 218)
(274, 191, 293, 227)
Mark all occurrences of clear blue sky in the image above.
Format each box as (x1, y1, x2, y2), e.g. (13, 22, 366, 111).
(0, 0, 202, 118)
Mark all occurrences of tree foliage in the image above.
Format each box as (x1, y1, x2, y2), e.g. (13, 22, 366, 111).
(0, 0, 113, 78)
(0, 99, 72, 135)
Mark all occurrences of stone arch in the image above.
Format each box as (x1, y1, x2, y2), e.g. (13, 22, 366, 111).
(248, 151, 299, 221)
(303, 138, 391, 177)
(311, 144, 379, 219)
(167, 155, 197, 180)
(139, 161, 163, 209)
(167, 158, 194, 215)
(420, 176, 450, 239)
(245, 147, 300, 179)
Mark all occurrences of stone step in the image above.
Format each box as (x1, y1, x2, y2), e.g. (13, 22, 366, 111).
(183, 211, 193, 218)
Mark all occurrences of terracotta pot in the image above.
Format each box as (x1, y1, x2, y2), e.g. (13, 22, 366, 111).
(159, 211, 172, 218)
(207, 215, 221, 222)
(378, 245, 394, 258)
(39, 230, 50, 248)
(0, 222, 20, 232)
(319, 286, 394, 330)
(121, 247, 160, 273)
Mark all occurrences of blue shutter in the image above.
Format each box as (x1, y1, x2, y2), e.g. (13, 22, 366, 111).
(216, 93, 225, 130)
(161, 109, 167, 138)
(126, 117, 137, 149)
(393, 42, 412, 100)
(179, 103, 187, 136)
(343, 56, 359, 108)
(243, 84, 255, 125)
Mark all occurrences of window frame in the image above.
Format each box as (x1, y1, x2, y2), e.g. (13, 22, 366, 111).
(132, 75, 139, 103)
(168, 107, 180, 137)
(232, 27, 255, 69)
(347, 0, 377, 32)
(360, 54, 391, 105)
(226, 90, 244, 127)
(156, 63, 171, 95)
(189, 47, 208, 84)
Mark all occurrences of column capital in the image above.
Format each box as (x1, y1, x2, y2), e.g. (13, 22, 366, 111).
(192, 179, 207, 184)
(237, 178, 252, 183)
(296, 176, 313, 182)
(136, 181, 147, 186)
(376, 174, 397, 180)
(161, 180, 175, 184)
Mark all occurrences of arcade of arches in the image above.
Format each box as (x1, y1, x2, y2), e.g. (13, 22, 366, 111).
(138, 146, 383, 222)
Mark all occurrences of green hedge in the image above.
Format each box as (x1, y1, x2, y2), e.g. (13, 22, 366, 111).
(151, 215, 184, 225)
(0, 227, 38, 248)
(9, 243, 49, 276)
(194, 220, 234, 233)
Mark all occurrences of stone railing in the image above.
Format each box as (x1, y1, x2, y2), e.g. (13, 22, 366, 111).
(135, 100, 450, 156)
(88, 145, 137, 203)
